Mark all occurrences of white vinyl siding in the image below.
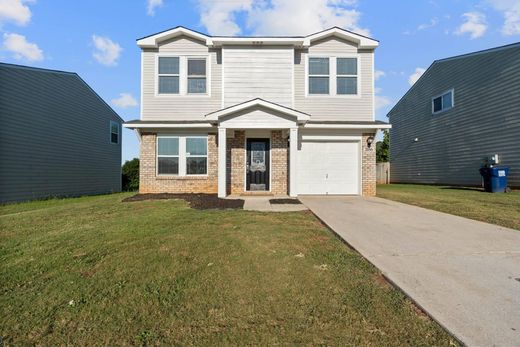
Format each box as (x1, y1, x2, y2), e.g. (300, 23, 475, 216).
(156, 135, 208, 176)
(223, 46, 293, 107)
(294, 37, 374, 120)
(142, 37, 221, 121)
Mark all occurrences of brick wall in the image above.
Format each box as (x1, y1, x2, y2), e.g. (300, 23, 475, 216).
(362, 133, 376, 196)
(139, 133, 218, 194)
(271, 130, 288, 195)
(227, 130, 245, 195)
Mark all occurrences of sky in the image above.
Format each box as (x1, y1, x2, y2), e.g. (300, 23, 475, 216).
(1, 0, 519, 163)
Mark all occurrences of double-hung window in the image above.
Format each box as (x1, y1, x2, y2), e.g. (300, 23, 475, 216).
(308, 56, 359, 96)
(110, 121, 119, 144)
(186, 137, 208, 175)
(432, 89, 454, 114)
(337, 58, 358, 95)
(187, 58, 207, 94)
(308, 57, 330, 95)
(157, 137, 179, 175)
(157, 136, 207, 176)
(158, 57, 180, 94)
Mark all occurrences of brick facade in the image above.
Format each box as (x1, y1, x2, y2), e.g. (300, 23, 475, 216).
(227, 130, 246, 195)
(362, 133, 377, 196)
(139, 133, 218, 194)
(139, 131, 374, 197)
(270, 130, 288, 195)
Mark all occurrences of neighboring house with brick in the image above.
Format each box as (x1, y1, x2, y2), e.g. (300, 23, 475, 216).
(0, 63, 123, 203)
(388, 43, 520, 187)
(124, 26, 390, 197)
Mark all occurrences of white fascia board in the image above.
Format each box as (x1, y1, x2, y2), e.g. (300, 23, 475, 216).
(303, 123, 391, 129)
(303, 28, 379, 49)
(210, 37, 305, 47)
(123, 123, 214, 129)
(206, 99, 310, 122)
(137, 27, 212, 48)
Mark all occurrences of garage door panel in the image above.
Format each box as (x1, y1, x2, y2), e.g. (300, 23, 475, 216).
(297, 140, 360, 195)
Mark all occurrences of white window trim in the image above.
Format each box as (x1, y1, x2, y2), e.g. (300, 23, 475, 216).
(155, 54, 211, 97)
(157, 136, 180, 176)
(187, 57, 208, 95)
(305, 54, 361, 98)
(156, 135, 209, 177)
(432, 88, 455, 115)
(110, 120, 120, 144)
(307, 56, 330, 96)
(157, 56, 180, 95)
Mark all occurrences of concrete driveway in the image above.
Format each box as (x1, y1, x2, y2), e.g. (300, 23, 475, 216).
(300, 196, 520, 347)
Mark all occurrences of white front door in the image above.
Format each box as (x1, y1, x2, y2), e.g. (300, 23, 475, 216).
(297, 140, 360, 195)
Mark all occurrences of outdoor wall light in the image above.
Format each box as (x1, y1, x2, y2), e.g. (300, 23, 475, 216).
(367, 136, 375, 148)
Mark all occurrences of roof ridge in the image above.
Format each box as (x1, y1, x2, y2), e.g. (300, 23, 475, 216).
(0, 62, 77, 76)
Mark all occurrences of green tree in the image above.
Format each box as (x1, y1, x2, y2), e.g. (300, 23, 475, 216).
(122, 158, 139, 191)
(376, 130, 389, 163)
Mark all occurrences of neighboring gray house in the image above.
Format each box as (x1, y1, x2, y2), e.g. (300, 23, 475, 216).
(388, 43, 520, 187)
(0, 63, 123, 203)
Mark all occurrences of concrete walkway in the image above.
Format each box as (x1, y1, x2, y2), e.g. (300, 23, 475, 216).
(300, 196, 520, 347)
(236, 196, 308, 212)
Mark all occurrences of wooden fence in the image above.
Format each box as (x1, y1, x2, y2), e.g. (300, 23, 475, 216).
(376, 162, 390, 184)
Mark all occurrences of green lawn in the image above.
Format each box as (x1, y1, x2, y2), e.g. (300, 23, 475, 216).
(1, 193, 457, 346)
(377, 184, 520, 230)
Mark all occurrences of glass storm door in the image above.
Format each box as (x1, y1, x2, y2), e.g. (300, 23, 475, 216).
(246, 138, 270, 191)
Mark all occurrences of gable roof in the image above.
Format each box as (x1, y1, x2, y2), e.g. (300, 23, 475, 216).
(387, 41, 520, 116)
(0, 63, 123, 122)
(205, 98, 311, 123)
(137, 26, 378, 49)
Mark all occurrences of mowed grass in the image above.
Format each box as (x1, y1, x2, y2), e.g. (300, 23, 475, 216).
(377, 184, 520, 230)
(1, 193, 457, 346)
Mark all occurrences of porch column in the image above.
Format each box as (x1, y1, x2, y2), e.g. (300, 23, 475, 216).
(218, 127, 227, 198)
(289, 127, 298, 197)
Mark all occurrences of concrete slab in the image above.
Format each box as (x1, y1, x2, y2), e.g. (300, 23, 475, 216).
(300, 195, 520, 347)
(240, 196, 308, 212)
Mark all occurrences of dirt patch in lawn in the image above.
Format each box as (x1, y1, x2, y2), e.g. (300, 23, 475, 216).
(269, 198, 302, 204)
(122, 193, 244, 210)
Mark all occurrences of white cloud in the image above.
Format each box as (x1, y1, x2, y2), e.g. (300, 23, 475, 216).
(0, 0, 33, 26)
(408, 67, 426, 86)
(487, 0, 520, 36)
(375, 70, 385, 80)
(92, 35, 122, 66)
(112, 93, 138, 108)
(196, 0, 370, 37)
(147, 0, 163, 16)
(3, 32, 43, 61)
(417, 17, 439, 30)
(375, 94, 392, 111)
(455, 12, 487, 39)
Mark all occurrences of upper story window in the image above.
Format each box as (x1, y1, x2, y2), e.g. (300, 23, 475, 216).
(157, 56, 208, 96)
(309, 58, 330, 95)
(157, 135, 208, 176)
(308, 56, 359, 96)
(432, 89, 454, 114)
(158, 57, 180, 94)
(110, 121, 119, 144)
(187, 58, 207, 94)
(337, 58, 357, 95)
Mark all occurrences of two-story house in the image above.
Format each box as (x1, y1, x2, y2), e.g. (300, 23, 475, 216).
(124, 26, 391, 198)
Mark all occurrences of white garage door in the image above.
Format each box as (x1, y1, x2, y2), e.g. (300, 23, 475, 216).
(297, 140, 360, 195)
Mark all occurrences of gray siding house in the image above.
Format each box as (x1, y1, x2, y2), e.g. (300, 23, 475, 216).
(0, 63, 123, 203)
(388, 43, 520, 187)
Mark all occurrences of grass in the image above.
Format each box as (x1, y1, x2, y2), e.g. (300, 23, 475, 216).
(1, 193, 458, 346)
(377, 184, 520, 230)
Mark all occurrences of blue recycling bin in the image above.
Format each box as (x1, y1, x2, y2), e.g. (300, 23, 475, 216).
(479, 166, 509, 193)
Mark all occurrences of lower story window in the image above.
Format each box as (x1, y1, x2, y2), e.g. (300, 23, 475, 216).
(157, 135, 207, 176)
(186, 137, 207, 175)
(157, 137, 179, 175)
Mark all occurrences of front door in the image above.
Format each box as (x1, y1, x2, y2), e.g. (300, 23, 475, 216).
(246, 138, 270, 191)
